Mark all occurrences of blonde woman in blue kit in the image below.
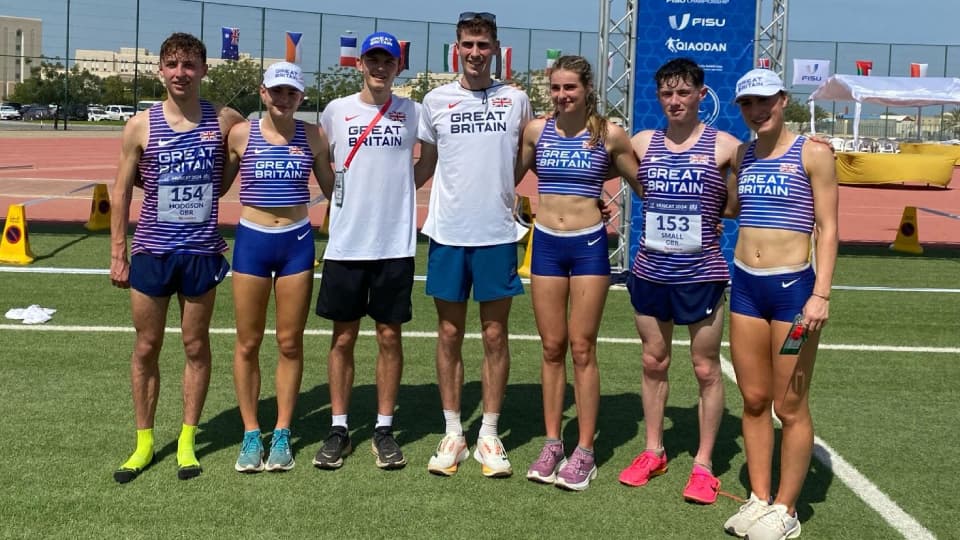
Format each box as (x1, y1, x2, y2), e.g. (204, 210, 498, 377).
(515, 55, 640, 491)
(723, 68, 837, 540)
(223, 61, 333, 473)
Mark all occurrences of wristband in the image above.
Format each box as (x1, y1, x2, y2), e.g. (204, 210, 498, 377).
(812, 293, 830, 301)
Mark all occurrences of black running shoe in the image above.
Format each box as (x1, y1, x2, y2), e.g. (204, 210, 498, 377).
(371, 426, 407, 470)
(312, 426, 352, 469)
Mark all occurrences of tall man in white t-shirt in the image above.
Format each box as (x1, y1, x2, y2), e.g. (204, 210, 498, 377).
(417, 12, 533, 478)
(312, 32, 426, 471)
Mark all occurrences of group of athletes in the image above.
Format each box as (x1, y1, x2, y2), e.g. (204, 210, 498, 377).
(108, 11, 836, 540)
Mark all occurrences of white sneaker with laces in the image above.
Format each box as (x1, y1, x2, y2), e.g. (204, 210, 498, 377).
(426, 433, 468, 476)
(473, 435, 513, 478)
(723, 493, 771, 537)
(744, 503, 801, 540)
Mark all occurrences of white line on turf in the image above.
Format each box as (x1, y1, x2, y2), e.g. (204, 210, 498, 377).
(0, 321, 939, 537)
(4, 266, 960, 294)
(719, 354, 936, 540)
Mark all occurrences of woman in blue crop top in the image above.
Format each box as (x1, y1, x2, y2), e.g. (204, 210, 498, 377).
(222, 62, 333, 473)
(514, 55, 640, 491)
(722, 68, 838, 539)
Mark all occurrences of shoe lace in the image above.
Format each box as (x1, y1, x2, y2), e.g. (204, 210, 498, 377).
(241, 433, 260, 454)
(567, 450, 592, 474)
(323, 430, 345, 452)
(756, 506, 790, 531)
(376, 431, 400, 454)
(688, 470, 718, 492)
(535, 444, 561, 464)
(272, 433, 290, 452)
(483, 437, 507, 458)
(632, 452, 659, 472)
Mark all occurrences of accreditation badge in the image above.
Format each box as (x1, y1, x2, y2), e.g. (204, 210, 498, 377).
(334, 169, 345, 208)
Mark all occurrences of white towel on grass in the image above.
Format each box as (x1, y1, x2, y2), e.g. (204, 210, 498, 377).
(5, 305, 56, 325)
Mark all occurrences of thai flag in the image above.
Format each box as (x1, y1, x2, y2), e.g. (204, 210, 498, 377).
(285, 31, 302, 64)
(221, 27, 239, 61)
(340, 34, 358, 67)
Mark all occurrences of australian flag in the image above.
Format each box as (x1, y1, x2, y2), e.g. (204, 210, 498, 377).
(221, 27, 239, 60)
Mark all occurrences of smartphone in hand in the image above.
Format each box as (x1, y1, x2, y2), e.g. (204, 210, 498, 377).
(780, 314, 807, 355)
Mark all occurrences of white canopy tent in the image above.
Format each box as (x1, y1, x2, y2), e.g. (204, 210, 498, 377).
(807, 75, 960, 146)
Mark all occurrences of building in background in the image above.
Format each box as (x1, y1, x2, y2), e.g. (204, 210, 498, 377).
(74, 47, 283, 81)
(0, 16, 42, 99)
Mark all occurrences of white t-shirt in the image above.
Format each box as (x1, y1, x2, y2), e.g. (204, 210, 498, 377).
(320, 93, 420, 260)
(419, 81, 532, 246)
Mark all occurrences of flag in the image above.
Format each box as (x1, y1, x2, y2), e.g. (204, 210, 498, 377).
(285, 31, 302, 64)
(339, 34, 358, 67)
(546, 49, 561, 70)
(398, 41, 411, 74)
(856, 60, 873, 76)
(757, 57, 771, 69)
(443, 43, 459, 73)
(910, 62, 928, 77)
(792, 59, 830, 86)
(221, 27, 239, 61)
(495, 46, 512, 80)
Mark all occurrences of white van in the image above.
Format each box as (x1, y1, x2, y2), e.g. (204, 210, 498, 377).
(137, 100, 162, 112)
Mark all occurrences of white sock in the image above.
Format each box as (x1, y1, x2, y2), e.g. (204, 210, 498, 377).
(443, 409, 462, 435)
(478, 412, 499, 438)
(332, 414, 348, 429)
(375, 414, 393, 429)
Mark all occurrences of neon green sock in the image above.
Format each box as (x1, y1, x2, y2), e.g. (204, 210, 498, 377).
(176, 424, 199, 468)
(120, 428, 154, 470)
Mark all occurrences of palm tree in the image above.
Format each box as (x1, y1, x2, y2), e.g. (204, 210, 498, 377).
(943, 107, 960, 138)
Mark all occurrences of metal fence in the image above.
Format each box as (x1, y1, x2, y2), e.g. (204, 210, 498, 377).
(2, 0, 960, 139)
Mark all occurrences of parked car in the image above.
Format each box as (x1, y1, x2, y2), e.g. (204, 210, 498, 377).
(105, 105, 135, 122)
(87, 106, 109, 122)
(0, 105, 22, 120)
(21, 105, 53, 121)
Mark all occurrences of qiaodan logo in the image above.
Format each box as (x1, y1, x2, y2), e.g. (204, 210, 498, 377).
(698, 85, 720, 126)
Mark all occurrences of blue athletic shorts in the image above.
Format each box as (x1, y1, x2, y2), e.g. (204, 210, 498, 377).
(425, 240, 524, 302)
(531, 222, 610, 277)
(130, 252, 229, 298)
(316, 258, 415, 323)
(232, 217, 315, 278)
(729, 260, 815, 323)
(627, 274, 727, 325)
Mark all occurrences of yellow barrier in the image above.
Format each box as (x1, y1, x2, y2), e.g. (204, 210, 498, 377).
(835, 152, 955, 187)
(889, 206, 923, 255)
(0, 204, 36, 265)
(518, 223, 534, 279)
(84, 183, 111, 231)
(898, 143, 960, 165)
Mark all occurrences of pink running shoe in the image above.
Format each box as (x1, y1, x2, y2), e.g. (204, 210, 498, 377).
(554, 447, 597, 491)
(618, 450, 667, 487)
(682, 464, 721, 504)
(526, 442, 566, 484)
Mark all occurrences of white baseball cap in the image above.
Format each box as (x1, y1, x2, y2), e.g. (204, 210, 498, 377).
(263, 61, 304, 92)
(734, 68, 786, 102)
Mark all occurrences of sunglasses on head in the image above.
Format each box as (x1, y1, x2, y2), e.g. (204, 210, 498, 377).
(458, 11, 496, 23)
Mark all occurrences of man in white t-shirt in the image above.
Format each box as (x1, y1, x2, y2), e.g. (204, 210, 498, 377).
(312, 31, 425, 471)
(417, 12, 533, 478)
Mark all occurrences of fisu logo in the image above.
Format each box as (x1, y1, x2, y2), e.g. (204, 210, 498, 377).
(668, 13, 691, 30)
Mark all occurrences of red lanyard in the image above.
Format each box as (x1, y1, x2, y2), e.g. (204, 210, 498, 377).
(343, 97, 392, 170)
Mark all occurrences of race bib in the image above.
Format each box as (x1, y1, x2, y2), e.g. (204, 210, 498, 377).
(643, 198, 702, 253)
(334, 169, 345, 208)
(157, 171, 213, 223)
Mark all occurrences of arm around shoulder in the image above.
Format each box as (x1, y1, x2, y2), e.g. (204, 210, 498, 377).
(607, 122, 641, 196)
(308, 123, 335, 200)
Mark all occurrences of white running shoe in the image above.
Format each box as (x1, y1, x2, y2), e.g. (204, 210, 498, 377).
(723, 493, 771, 537)
(743, 504, 801, 540)
(473, 435, 513, 478)
(426, 433, 468, 476)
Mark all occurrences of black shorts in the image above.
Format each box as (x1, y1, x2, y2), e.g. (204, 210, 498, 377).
(627, 274, 727, 325)
(316, 258, 415, 324)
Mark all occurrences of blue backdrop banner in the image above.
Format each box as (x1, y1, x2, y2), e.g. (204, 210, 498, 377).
(629, 0, 757, 274)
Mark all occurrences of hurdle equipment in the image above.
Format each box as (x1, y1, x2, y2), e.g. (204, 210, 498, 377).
(84, 183, 111, 231)
(889, 206, 923, 255)
(515, 196, 535, 278)
(0, 204, 36, 265)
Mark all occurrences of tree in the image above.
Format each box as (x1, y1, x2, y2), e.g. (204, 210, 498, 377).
(407, 71, 440, 103)
(100, 75, 131, 105)
(201, 58, 261, 117)
(10, 62, 101, 108)
(943, 107, 960, 138)
(784, 96, 829, 128)
(307, 66, 363, 111)
(509, 70, 551, 116)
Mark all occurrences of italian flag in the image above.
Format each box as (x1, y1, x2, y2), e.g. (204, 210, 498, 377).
(546, 49, 561, 69)
(444, 43, 459, 73)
